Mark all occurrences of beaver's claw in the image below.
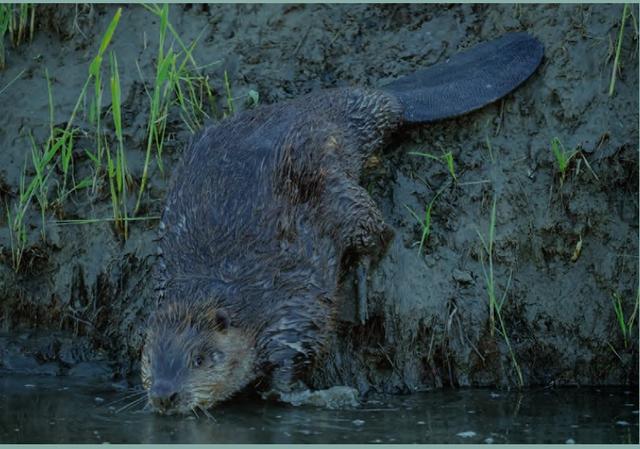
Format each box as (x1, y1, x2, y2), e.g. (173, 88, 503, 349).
(356, 257, 370, 324)
(354, 224, 393, 324)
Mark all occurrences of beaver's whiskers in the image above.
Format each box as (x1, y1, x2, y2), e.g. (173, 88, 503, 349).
(116, 393, 149, 414)
(104, 388, 147, 406)
(198, 405, 216, 421)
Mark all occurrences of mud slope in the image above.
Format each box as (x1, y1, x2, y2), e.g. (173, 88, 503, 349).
(0, 4, 637, 390)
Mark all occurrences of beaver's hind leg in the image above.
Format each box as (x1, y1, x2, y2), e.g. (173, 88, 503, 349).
(278, 124, 395, 324)
(321, 173, 394, 323)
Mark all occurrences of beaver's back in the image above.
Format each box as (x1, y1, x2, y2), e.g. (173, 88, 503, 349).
(155, 91, 358, 331)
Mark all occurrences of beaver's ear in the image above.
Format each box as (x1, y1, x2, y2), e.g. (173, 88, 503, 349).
(215, 309, 231, 331)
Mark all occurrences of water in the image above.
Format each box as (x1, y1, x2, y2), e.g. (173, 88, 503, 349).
(0, 375, 637, 443)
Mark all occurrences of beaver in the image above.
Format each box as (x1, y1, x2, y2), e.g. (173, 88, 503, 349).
(141, 33, 544, 415)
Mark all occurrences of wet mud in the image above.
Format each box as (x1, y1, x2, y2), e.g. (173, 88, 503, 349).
(0, 4, 638, 393)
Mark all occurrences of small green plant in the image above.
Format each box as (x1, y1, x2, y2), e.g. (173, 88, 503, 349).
(609, 4, 631, 97)
(611, 290, 639, 349)
(442, 152, 456, 182)
(550, 137, 578, 184)
(405, 186, 446, 255)
(246, 89, 259, 108)
(476, 196, 524, 387)
(409, 150, 457, 182)
(478, 197, 498, 337)
(485, 135, 494, 162)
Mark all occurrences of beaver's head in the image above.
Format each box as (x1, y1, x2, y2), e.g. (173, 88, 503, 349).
(141, 301, 256, 415)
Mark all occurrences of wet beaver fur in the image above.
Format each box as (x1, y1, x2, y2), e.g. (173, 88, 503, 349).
(141, 33, 544, 414)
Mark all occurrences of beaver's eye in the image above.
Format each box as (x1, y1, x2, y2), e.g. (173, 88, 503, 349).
(211, 350, 225, 364)
(192, 354, 205, 368)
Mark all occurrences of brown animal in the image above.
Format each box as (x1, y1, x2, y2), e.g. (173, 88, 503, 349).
(141, 33, 544, 414)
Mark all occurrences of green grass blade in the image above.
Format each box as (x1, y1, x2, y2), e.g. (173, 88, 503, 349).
(609, 4, 630, 97)
(408, 151, 441, 161)
(89, 7, 122, 78)
(110, 51, 122, 143)
(0, 68, 25, 96)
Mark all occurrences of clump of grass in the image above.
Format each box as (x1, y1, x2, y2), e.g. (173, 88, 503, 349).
(135, 3, 174, 213)
(10, 67, 80, 244)
(9, 71, 83, 257)
(8, 5, 229, 253)
(609, 4, 631, 97)
(6, 156, 31, 271)
(26, 131, 51, 238)
(135, 4, 223, 214)
(77, 7, 126, 236)
(7, 8, 123, 265)
(0, 4, 36, 69)
(611, 290, 639, 349)
(6, 203, 27, 271)
(170, 37, 220, 132)
(41, 70, 82, 209)
(9, 3, 35, 47)
(143, 4, 223, 123)
(106, 51, 129, 238)
(550, 137, 578, 184)
(42, 39, 113, 211)
(0, 6, 9, 70)
(87, 6, 122, 188)
(476, 196, 524, 387)
(405, 186, 446, 255)
(409, 150, 457, 182)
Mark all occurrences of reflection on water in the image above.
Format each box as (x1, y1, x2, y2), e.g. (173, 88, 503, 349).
(0, 375, 637, 443)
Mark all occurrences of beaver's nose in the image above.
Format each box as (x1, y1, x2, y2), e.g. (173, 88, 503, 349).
(150, 380, 178, 411)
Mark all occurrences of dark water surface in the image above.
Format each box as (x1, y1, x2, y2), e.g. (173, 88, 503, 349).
(0, 375, 637, 444)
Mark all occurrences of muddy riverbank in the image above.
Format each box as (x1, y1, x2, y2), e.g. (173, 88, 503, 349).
(0, 4, 638, 393)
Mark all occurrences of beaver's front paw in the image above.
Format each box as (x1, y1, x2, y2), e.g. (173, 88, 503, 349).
(261, 383, 360, 409)
(269, 386, 360, 409)
(347, 221, 394, 256)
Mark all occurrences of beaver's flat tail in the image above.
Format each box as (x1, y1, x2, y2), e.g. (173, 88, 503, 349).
(382, 33, 544, 124)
